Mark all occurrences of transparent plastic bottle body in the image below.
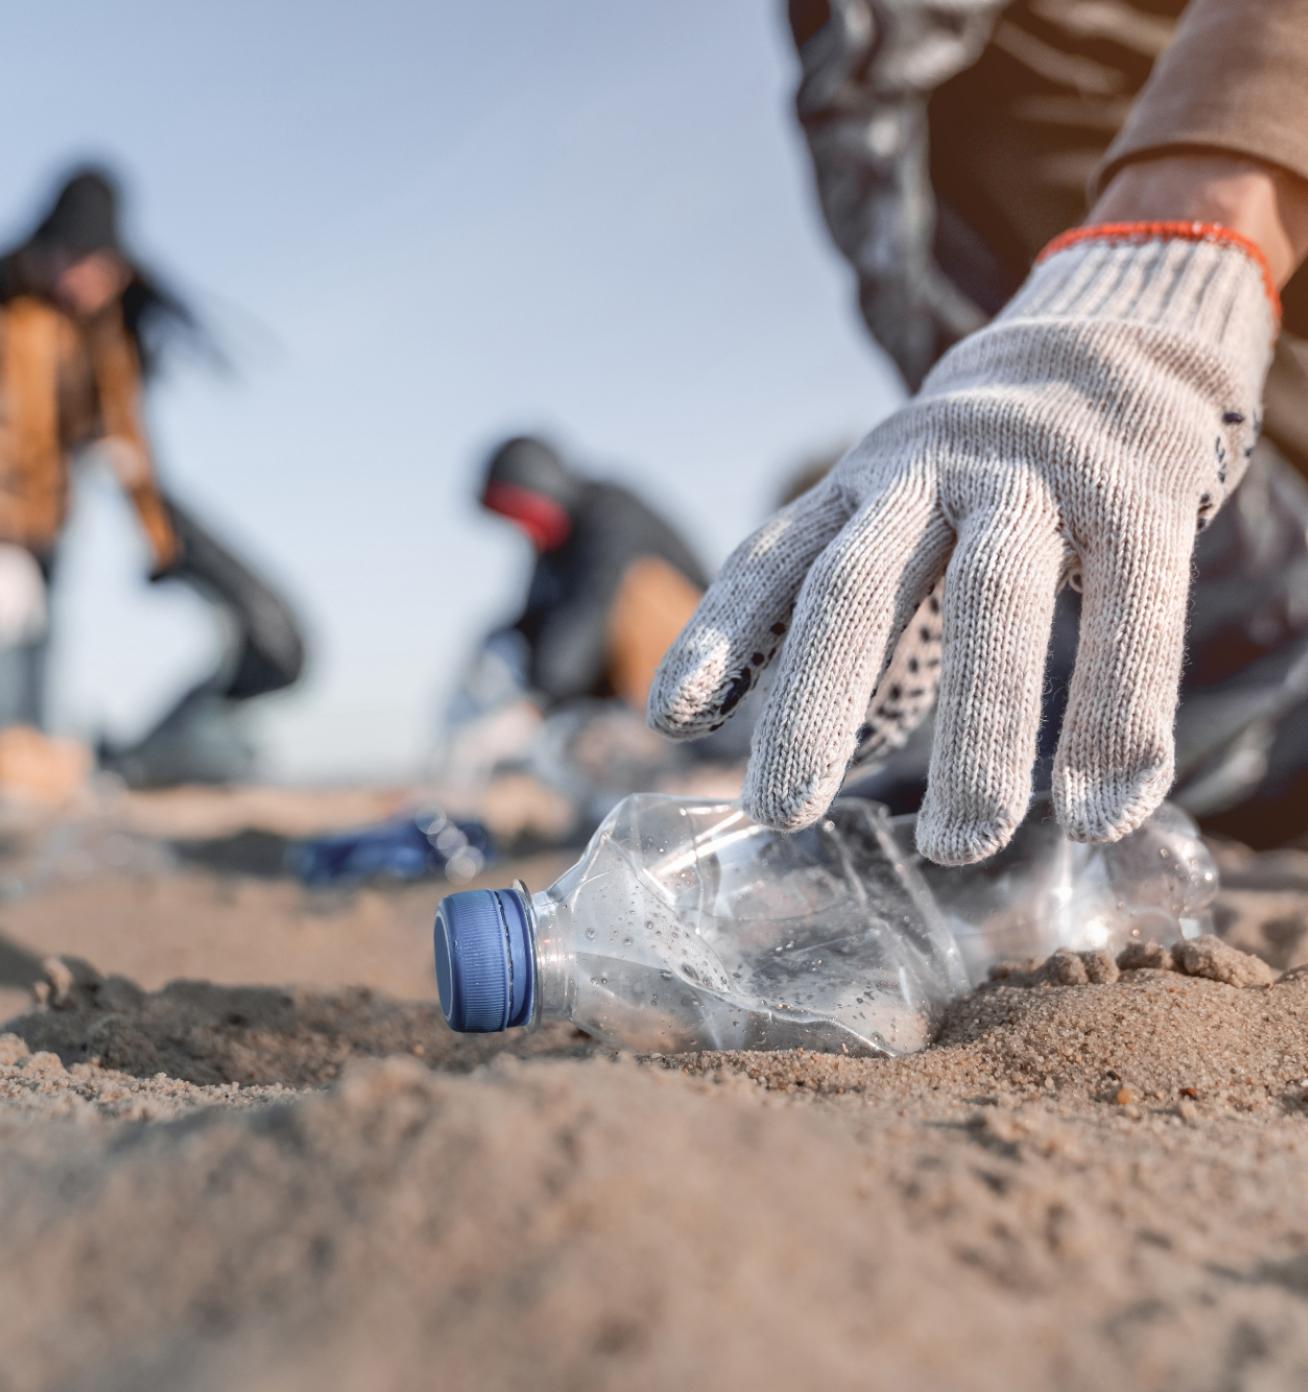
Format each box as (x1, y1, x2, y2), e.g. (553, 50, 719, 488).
(526, 795, 967, 1056)
(891, 799, 1217, 984)
(435, 793, 1219, 1057)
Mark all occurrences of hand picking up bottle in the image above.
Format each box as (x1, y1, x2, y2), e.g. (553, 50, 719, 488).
(649, 199, 1302, 863)
(433, 793, 1217, 1058)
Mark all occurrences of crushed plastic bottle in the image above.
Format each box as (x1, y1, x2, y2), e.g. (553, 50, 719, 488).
(433, 793, 1218, 1057)
(436, 794, 966, 1056)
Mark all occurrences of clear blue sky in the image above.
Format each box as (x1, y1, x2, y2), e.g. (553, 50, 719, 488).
(9, 0, 900, 779)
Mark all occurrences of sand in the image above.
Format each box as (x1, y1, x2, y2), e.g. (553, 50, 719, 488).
(1, 793, 1307, 1391)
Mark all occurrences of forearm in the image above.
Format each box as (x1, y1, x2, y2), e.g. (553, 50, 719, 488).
(1090, 154, 1308, 289)
(1095, 0, 1308, 212)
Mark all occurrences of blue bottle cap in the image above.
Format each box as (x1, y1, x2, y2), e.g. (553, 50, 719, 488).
(434, 887, 535, 1032)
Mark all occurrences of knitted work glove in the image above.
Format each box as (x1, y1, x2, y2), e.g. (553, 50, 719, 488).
(650, 223, 1279, 864)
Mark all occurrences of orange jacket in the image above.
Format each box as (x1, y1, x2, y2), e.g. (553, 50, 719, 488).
(0, 294, 177, 566)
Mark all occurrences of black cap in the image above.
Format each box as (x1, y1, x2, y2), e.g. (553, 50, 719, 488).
(35, 167, 124, 259)
(481, 435, 578, 511)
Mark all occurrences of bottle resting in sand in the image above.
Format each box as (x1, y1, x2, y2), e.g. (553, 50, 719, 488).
(433, 794, 1217, 1058)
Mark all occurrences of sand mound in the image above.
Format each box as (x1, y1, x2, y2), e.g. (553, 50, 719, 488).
(0, 1031, 293, 1124)
(4, 1040, 1308, 1392)
(676, 938, 1308, 1113)
(921, 948, 1306, 1110)
(6, 957, 595, 1088)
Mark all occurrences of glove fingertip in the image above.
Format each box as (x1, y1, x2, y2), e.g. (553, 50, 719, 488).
(646, 664, 730, 740)
(647, 698, 718, 741)
(742, 760, 839, 833)
(1054, 761, 1173, 844)
(649, 629, 773, 741)
(914, 811, 1018, 867)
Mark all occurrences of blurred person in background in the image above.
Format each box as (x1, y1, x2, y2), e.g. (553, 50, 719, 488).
(0, 165, 304, 791)
(480, 434, 706, 714)
(435, 435, 720, 846)
(652, 0, 1308, 856)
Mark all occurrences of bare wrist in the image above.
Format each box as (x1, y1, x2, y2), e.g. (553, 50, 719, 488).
(1090, 154, 1308, 287)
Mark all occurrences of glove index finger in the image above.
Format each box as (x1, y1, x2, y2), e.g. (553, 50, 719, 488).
(917, 506, 1064, 866)
(743, 474, 950, 829)
(648, 480, 849, 740)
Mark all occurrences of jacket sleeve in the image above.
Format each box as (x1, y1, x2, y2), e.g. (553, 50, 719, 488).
(87, 310, 180, 572)
(526, 528, 629, 704)
(1096, 0, 1308, 193)
(788, 0, 1010, 389)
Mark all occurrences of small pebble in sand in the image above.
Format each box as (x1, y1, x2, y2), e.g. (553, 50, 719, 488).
(1080, 950, 1120, 985)
(1172, 935, 1279, 987)
(24, 1051, 66, 1078)
(1005, 949, 1122, 987)
(40, 956, 76, 1008)
(1116, 941, 1174, 972)
(1043, 950, 1092, 985)
(1114, 1086, 1140, 1106)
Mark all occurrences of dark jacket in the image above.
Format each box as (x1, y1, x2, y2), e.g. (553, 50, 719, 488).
(513, 479, 706, 704)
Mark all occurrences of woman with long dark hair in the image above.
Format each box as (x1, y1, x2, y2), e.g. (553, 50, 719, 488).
(0, 165, 304, 774)
(0, 167, 194, 580)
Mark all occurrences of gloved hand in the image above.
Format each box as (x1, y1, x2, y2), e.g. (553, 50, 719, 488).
(650, 224, 1279, 863)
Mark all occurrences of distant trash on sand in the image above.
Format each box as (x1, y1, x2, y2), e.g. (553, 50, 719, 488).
(290, 810, 494, 888)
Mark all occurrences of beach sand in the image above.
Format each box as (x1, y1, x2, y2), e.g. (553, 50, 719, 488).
(1, 792, 1306, 1391)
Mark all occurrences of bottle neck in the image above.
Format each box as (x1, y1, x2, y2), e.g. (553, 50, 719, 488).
(528, 891, 575, 1023)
